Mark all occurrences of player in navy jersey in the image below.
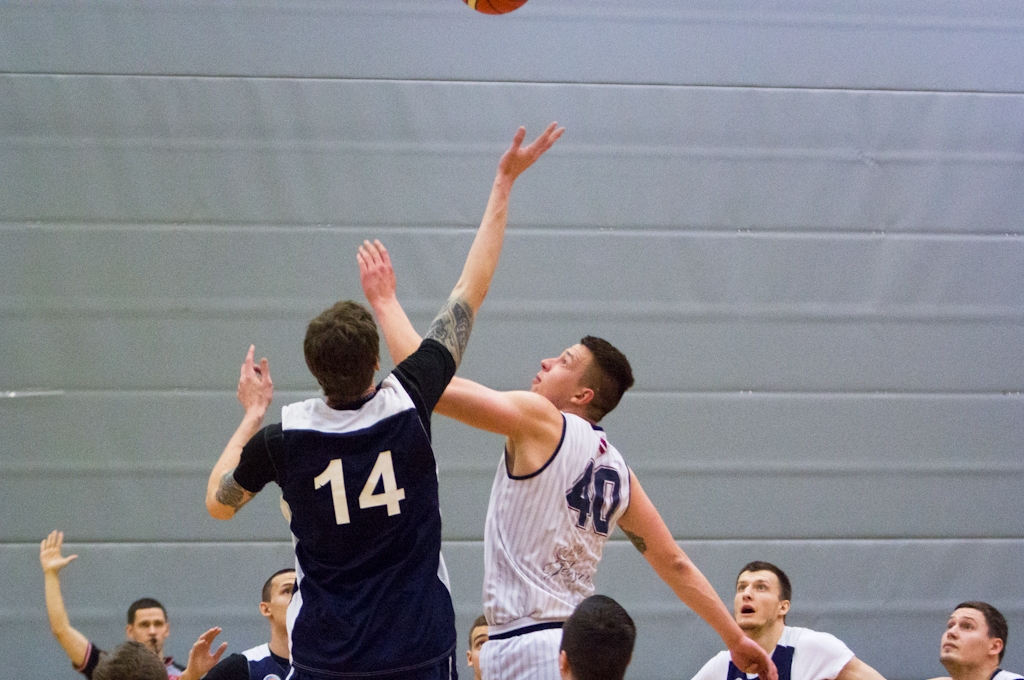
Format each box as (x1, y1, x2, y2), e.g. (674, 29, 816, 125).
(691, 562, 884, 680)
(360, 249, 777, 680)
(930, 602, 1022, 680)
(179, 569, 295, 680)
(205, 123, 563, 680)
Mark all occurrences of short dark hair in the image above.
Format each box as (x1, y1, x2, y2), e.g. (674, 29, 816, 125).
(579, 336, 634, 422)
(126, 598, 167, 625)
(468, 614, 488, 648)
(92, 641, 166, 680)
(304, 301, 380, 405)
(262, 568, 297, 603)
(737, 561, 792, 604)
(560, 595, 636, 680)
(954, 601, 1008, 662)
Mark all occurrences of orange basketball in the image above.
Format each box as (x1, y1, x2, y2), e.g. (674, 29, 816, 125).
(464, 0, 527, 14)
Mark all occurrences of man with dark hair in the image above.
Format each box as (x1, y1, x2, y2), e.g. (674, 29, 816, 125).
(92, 641, 170, 680)
(181, 569, 296, 680)
(206, 123, 562, 680)
(558, 595, 635, 680)
(40, 531, 185, 679)
(691, 562, 884, 680)
(930, 602, 1021, 680)
(468, 615, 489, 680)
(360, 256, 776, 680)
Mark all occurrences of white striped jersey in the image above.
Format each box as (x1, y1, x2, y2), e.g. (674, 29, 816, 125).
(483, 412, 631, 633)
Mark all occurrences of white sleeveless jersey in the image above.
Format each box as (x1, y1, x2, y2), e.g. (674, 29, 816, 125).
(483, 413, 631, 633)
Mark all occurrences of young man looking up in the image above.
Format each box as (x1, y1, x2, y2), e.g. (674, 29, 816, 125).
(691, 561, 885, 680)
(931, 602, 1021, 680)
(206, 123, 562, 680)
(359, 244, 776, 680)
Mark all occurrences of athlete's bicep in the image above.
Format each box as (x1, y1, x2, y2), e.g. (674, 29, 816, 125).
(616, 470, 678, 560)
(436, 378, 555, 439)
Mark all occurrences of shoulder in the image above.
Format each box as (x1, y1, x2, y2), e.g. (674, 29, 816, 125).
(785, 625, 852, 656)
(994, 672, 1024, 680)
(691, 650, 732, 680)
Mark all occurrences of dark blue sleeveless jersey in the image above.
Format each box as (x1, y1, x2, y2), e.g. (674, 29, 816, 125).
(235, 340, 457, 678)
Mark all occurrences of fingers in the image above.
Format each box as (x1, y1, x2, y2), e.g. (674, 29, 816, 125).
(241, 344, 255, 379)
(258, 357, 271, 383)
(212, 641, 228, 661)
(509, 126, 526, 152)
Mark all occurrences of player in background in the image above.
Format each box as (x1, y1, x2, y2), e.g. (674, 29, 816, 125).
(40, 531, 185, 679)
(929, 602, 1022, 680)
(690, 562, 885, 680)
(558, 595, 635, 680)
(206, 123, 563, 680)
(359, 243, 776, 680)
(468, 615, 489, 680)
(179, 569, 296, 680)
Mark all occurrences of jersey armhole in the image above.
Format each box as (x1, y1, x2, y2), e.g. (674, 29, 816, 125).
(506, 415, 567, 480)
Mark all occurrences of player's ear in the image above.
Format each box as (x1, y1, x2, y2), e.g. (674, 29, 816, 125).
(559, 649, 572, 679)
(571, 386, 594, 406)
(990, 636, 1004, 658)
(778, 599, 791, 617)
(466, 650, 473, 667)
(260, 601, 272, 618)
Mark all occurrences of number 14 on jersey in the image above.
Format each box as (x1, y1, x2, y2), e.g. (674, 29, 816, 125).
(314, 451, 406, 525)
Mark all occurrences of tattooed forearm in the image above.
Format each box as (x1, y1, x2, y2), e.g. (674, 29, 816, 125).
(216, 470, 251, 511)
(425, 295, 474, 368)
(623, 528, 648, 554)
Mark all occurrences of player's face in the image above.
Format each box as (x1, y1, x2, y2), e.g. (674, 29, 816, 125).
(734, 571, 789, 632)
(126, 607, 170, 657)
(262, 571, 297, 626)
(530, 344, 592, 409)
(466, 625, 488, 680)
(940, 608, 1002, 669)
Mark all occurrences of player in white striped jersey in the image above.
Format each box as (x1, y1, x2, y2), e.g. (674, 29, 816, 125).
(930, 602, 1022, 680)
(359, 245, 777, 680)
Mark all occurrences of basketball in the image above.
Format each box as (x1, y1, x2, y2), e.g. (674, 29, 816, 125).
(464, 0, 527, 14)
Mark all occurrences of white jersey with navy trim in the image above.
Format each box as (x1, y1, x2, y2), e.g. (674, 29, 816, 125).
(691, 626, 854, 680)
(993, 671, 1024, 680)
(242, 644, 288, 680)
(483, 412, 630, 634)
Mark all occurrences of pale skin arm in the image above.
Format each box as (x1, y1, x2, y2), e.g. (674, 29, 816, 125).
(835, 657, 887, 680)
(616, 473, 778, 680)
(40, 530, 90, 668)
(205, 345, 273, 520)
(178, 627, 228, 680)
(360, 122, 563, 368)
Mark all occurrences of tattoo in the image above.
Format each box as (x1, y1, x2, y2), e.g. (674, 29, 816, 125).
(216, 470, 250, 511)
(425, 295, 474, 367)
(623, 528, 648, 554)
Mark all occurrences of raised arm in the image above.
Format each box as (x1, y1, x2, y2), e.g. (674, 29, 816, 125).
(361, 123, 563, 368)
(40, 530, 90, 668)
(205, 345, 273, 520)
(616, 472, 778, 680)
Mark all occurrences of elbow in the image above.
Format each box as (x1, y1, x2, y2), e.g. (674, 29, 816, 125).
(665, 552, 697, 580)
(205, 497, 234, 521)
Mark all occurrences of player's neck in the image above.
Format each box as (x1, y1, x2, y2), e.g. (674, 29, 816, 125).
(947, 661, 1000, 680)
(269, 625, 290, 660)
(746, 619, 786, 656)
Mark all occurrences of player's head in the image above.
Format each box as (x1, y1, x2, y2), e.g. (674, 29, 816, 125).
(734, 561, 792, 633)
(260, 568, 297, 632)
(466, 614, 488, 680)
(304, 301, 380, 405)
(531, 336, 633, 423)
(125, 598, 169, 657)
(559, 595, 636, 680)
(92, 641, 167, 680)
(940, 601, 1008, 673)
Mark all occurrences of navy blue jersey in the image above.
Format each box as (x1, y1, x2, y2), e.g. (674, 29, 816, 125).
(203, 644, 288, 680)
(235, 340, 457, 678)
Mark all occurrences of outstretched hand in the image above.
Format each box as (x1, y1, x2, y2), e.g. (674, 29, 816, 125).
(497, 122, 565, 183)
(185, 627, 228, 679)
(729, 635, 778, 680)
(40, 530, 77, 575)
(358, 239, 397, 308)
(238, 345, 273, 419)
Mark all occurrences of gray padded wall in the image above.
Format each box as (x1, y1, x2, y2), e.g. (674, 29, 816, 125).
(1, 2, 1022, 678)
